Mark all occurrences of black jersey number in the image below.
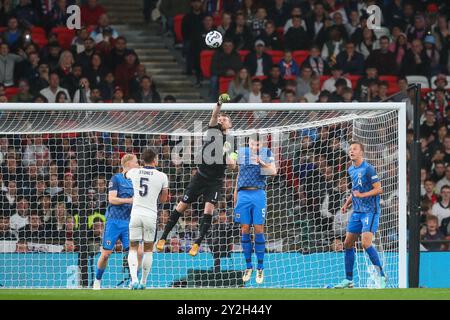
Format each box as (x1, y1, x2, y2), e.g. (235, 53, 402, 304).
(139, 178, 149, 197)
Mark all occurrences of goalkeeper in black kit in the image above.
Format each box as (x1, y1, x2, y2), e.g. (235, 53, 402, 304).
(156, 94, 237, 256)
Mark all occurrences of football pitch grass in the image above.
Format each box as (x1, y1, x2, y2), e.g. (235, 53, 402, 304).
(0, 288, 449, 300)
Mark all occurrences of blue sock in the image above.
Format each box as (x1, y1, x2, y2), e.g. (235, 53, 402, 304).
(241, 233, 253, 269)
(96, 268, 105, 281)
(365, 246, 385, 277)
(345, 248, 355, 281)
(254, 233, 265, 270)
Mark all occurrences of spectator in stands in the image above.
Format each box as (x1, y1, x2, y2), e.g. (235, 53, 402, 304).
(0, 43, 25, 87)
(250, 6, 268, 39)
(10, 196, 30, 232)
(10, 78, 33, 102)
(181, 0, 205, 82)
(366, 79, 381, 102)
(73, 77, 92, 103)
(283, 7, 306, 35)
(166, 236, 184, 253)
(301, 45, 330, 76)
(284, 15, 309, 51)
(424, 34, 443, 76)
(128, 63, 147, 96)
(389, 32, 408, 67)
(279, 50, 299, 78)
(90, 14, 119, 45)
(328, 78, 347, 102)
(115, 51, 138, 98)
(31, 62, 49, 94)
(304, 76, 321, 102)
(401, 39, 430, 77)
(111, 85, 125, 103)
(321, 65, 351, 92)
(356, 27, 379, 60)
(244, 39, 272, 77)
(44, 41, 62, 72)
(268, 0, 291, 28)
(98, 71, 115, 101)
(46, 0, 69, 30)
(133, 75, 161, 103)
(244, 77, 262, 103)
(0, 213, 17, 241)
(280, 79, 296, 100)
(3, 17, 22, 50)
(354, 66, 378, 101)
(366, 36, 397, 75)
(432, 185, 450, 226)
(228, 67, 251, 103)
(321, 25, 345, 67)
(15, 239, 28, 252)
(225, 12, 253, 51)
(71, 27, 90, 55)
(56, 49, 75, 80)
(421, 214, 447, 251)
(76, 37, 96, 72)
(19, 211, 46, 243)
(81, 0, 107, 27)
(426, 75, 450, 108)
(159, 0, 190, 37)
(436, 166, 450, 194)
(2, 180, 17, 215)
(22, 135, 50, 167)
(210, 38, 242, 99)
(217, 12, 232, 36)
(263, 65, 285, 100)
(282, 89, 296, 102)
(39, 72, 71, 103)
(378, 80, 389, 101)
(55, 90, 69, 103)
(420, 110, 438, 142)
(240, 0, 257, 25)
(85, 53, 108, 88)
(46, 201, 69, 244)
(336, 41, 365, 75)
(295, 65, 312, 97)
(258, 20, 282, 51)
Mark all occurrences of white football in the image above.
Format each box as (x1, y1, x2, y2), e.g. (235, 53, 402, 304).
(205, 30, 223, 49)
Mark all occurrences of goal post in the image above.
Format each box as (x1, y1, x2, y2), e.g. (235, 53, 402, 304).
(0, 102, 407, 289)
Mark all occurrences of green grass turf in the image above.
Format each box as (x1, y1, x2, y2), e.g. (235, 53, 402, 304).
(0, 289, 449, 300)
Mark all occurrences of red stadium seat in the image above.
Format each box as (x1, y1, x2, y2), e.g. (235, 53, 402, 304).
(87, 25, 96, 33)
(5, 87, 19, 99)
(31, 26, 46, 35)
(387, 83, 400, 96)
(379, 75, 398, 84)
(32, 34, 49, 48)
(379, 75, 400, 96)
(284, 75, 296, 81)
(266, 50, 284, 64)
(347, 75, 362, 89)
(292, 50, 309, 66)
(238, 50, 250, 61)
(219, 76, 233, 93)
(51, 27, 75, 50)
(252, 76, 267, 81)
(174, 14, 184, 43)
(200, 50, 215, 78)
(0, 27, 6, 33)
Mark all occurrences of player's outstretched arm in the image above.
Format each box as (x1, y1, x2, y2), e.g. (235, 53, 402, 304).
(257, 157, 277, 176)
(209, 93, 230, 127)
(108, 190, 133, 205)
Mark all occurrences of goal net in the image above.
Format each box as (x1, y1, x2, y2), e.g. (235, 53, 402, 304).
(0, 103, 407, 289)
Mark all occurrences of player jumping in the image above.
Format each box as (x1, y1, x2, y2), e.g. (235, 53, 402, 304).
(126, 149, 169, 289)
(234, 136, 277, 284)
(156, 93, 236, 256)
(94, 153, 138, 290)
(334, 141, 386, 289)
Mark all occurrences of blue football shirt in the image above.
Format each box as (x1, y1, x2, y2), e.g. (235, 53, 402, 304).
(348, 160, 380, 214)
(105, 173, 134, 221)
(237, 147, 274, 190)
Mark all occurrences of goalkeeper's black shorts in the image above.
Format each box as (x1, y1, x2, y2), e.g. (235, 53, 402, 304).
(181, 172, 222, 205)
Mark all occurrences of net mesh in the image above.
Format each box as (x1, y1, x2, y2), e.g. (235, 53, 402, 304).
(0, 106, 400, 288)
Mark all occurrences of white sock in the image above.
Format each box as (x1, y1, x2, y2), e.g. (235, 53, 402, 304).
(128, 250, 139, 284)
(140, 252, 153, 286)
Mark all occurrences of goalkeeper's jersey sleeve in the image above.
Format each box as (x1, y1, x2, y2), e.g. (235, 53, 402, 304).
(237, 147, 274, 190)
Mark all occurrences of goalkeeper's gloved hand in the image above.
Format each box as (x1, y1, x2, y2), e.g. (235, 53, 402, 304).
(218, 93, 231, 105)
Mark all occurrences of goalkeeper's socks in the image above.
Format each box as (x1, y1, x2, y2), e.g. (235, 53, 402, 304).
(365, 246, 385, 277)
(254, 233, 265, 270)
(241, 233, 253, 269)
(95, 268, 105, 281)
(161, 209, 182, 240)
(195, 214, 213, 245)
(127, 250, 139, 284)
(345, 248, 355, 281)
(140, 252, 153, 286)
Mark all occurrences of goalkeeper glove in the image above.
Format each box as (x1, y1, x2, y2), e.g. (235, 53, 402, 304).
(218, 93, 230, 105)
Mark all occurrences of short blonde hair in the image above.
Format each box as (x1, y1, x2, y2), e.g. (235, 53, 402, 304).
(121, 153, 136, 168)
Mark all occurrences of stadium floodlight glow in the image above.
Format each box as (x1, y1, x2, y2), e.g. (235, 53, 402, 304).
(0, 102, 407, 289)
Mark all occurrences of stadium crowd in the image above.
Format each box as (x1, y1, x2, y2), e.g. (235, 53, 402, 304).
(0, 0, 448, 289)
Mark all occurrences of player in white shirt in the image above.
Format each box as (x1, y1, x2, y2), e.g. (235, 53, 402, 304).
(125, 149, 169, 289)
